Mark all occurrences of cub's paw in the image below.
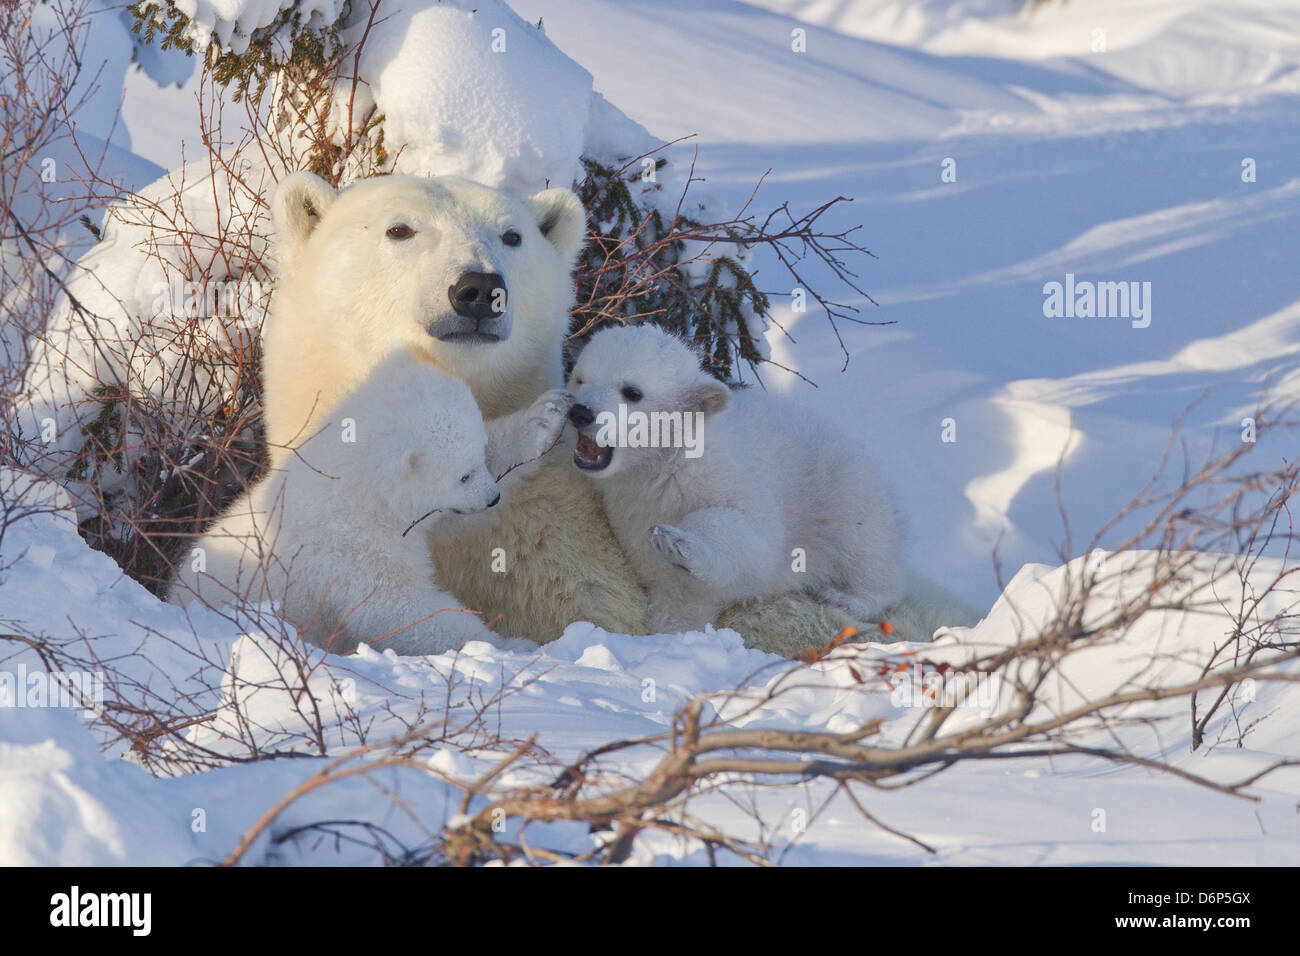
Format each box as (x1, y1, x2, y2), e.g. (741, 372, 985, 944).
(648, 524, 707, 576)
(526, 388, 574, 459)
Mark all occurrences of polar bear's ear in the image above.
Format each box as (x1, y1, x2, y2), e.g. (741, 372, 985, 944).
(687, 379, 731, 417)
(527, 188, 588, 266)
(273, 171, 338, 254)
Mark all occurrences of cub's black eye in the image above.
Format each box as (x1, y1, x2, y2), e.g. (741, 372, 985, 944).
(460, 472, 472, 484)
(386, 224, 414, 240)
(621, 385, 643, 403)
(573, 376, 584, 387)
(502, 229, 522, 247)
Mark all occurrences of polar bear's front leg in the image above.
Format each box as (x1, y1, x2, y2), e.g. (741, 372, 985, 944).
(484, 388, 574, 481)
(648, 507, 771, 592)
(370, 602, 502, 656)
(345, 553, 502, 656)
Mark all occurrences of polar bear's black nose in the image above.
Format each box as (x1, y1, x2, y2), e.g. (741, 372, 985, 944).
(487, 492, 501, 508)
(569, 403, 596, 427)
(448, 271, 507, 320)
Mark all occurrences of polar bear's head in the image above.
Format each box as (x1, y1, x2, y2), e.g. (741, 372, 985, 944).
(565, 325, 730, 478)
(270, 172, 587, 423)
(309, 350, 500, 525)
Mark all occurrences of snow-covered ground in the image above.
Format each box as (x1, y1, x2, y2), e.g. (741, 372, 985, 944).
(6, 480, 1298, 865)
(3, 0, 1299, 865)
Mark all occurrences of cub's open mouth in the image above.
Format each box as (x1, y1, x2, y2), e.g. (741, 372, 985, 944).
(573, 432, 613, 471)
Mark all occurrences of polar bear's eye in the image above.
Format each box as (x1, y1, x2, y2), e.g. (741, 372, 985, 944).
(386, 224, 415, 240)
(501, 229, 522, 247)
(621, 385, 643, 403)
(460, 472, 472, 484)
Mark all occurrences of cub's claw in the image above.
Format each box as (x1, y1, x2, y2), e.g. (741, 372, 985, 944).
(648, 523, 702, 575)
(527, 388, 574, 457)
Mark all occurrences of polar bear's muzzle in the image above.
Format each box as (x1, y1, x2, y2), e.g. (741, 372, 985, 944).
(570, 404, 614, 471)
(425, 271, 512, 344)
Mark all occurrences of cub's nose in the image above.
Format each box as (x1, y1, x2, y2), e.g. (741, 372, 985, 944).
(448, 271, 507, 320)
(487, 492, 501, 508)
(568, 403, 596, 428)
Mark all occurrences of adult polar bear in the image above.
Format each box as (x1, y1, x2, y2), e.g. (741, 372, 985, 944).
(264, 171, 645, 639)
(264, 171, 972, 654)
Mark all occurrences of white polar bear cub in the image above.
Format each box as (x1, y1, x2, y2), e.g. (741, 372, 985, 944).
(567, 325, 904, 634)
(168, 349, 551, 655)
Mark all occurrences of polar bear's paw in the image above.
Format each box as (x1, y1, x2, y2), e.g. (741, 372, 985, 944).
(526, 388, 574, 460)
(648, 523, 711, 577)
(816, 587, 883, 624)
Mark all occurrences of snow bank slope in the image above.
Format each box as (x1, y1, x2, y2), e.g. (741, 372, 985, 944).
(742, 0, 1300, 97)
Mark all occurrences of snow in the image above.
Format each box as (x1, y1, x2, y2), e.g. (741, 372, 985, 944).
(164, 0, 347, 56)
(35, 0, 138, 153)
(353, 1, 595, 194)
(742, 0, 1300, 96)
(122, 0, 649, 192)
(15, 151, 275, 518)
(4, 0, 1300, 864)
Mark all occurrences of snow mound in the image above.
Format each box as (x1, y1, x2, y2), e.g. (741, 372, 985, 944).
(355, 1, 594, 194)
(15, 152, 274, 518)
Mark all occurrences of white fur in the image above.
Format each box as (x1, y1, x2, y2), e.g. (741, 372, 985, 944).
(169, 350, 517, 655)
(260, 172, 969, 650)
(569, 326, 905, 633)
(262, 172, 649, 641)
(265, 171, 587, 449)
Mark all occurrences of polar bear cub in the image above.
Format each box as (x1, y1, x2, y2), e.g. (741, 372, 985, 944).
(169, 348, 564, 655)
(566, 325, 904, 634)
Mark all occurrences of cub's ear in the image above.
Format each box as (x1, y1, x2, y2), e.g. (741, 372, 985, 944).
(273, 171, 337, 257)
(527, 187, 588, 266)
(686, 378, 731, 417)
